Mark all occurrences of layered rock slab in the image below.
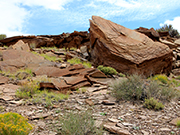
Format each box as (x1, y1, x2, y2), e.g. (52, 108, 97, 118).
(89, 16, 173, 77)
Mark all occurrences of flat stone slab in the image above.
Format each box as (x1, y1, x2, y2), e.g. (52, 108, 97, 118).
(33, 67, 70, 77)
(52, 78, 71, 90)
(0, 95, 14, 101)
(63, 76, 87, 85)
(0, 75, 9, 84)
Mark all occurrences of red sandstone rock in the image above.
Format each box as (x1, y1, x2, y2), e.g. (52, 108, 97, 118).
(89, 16, 173, 77)
(12, 40, 30, 51)
(136, 27, 160, 41)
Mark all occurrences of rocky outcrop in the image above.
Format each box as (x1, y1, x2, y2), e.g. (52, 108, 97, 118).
(136, 27, 160, 41)
(89, 16, 173, 77)
(0, 31, 90, 50)
(0, 47, 107, 90)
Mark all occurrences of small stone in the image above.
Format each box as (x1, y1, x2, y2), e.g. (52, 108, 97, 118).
(49, 131, 57, 135)
(116, 123, 125, 128)
(178, 101, 180, 105)
(160, 128, 171, 131)
(108, 118, 120, 123)
(9, 100, 24, 105)
(85, 99, 94, 106)
(141, 130, 149, 135)
(138, 115, 147, 120)
(122, 122, 133, 127)
(94, 120, 103, 128)
(93, 90, 108, 95)
(30, 113, 52, 120)
(60, 64, 67, 68)
(102, 100, 116, 105)
(1, 95, 14, 101)
(93, 84, 101, 87)
(37, 121, 46, 130)
(75, 105, 83, 111)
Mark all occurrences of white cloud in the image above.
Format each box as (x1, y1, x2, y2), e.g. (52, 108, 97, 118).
(0, 0, 72, 37)
(93, 0, 180, 21)
(0, 1, 30, 37)
(96, 0, 140, 8)
(17, 0, 73, 10)
(160, 17, 180, 33)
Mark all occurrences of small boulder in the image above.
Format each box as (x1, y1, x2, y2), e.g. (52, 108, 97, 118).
(12, 40, 30, 51)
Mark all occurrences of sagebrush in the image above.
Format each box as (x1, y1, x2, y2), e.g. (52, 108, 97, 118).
(110, 74, 180, 102)
(59, 111, 103, 135)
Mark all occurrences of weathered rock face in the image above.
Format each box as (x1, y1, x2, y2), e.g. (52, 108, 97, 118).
(0, 31, 90, 50)
(89, 16, 173, 77)
(11, 40, 30, 51)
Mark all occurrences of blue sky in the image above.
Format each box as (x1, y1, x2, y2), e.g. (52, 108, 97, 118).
(1, 0, 180, 37)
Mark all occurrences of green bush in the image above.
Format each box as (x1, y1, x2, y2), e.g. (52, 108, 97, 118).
(60, 111, 103, 135)
(110, 74, 144, 101)
(16, 82, 40, 99)
(0, 34, 6, 40)
(144, 98, 164, 110)
(0, 112, 33, 135)
(97, 65, 118, 75)
(119, 73, 126, 77)
(156, 24, 179, 38)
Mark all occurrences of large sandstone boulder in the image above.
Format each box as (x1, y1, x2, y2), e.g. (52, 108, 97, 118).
(89, 16, 173, 77)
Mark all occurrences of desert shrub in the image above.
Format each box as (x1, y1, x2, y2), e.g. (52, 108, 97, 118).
(144, 98, 164, 110)
(110, 74, 180, 102)
(67, 58, 92, 68)
(16, 82, 40, 99)
(110, 74, 144, 101)
(59, 111, 103, 135)
(152, 74, 169, 84)
(97, 65, 118, 75)
(146, 78, 180, 101)
(0, 112, 33, 135)
(156, 24, 179, 38)
(0, 106, 5, 112)
(15, 68, 33, 80)
(171, 79, 180, 87)
(0, 34, 6, 40)
(31, 90, 69, 108)
(177, 120, 180, 128)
